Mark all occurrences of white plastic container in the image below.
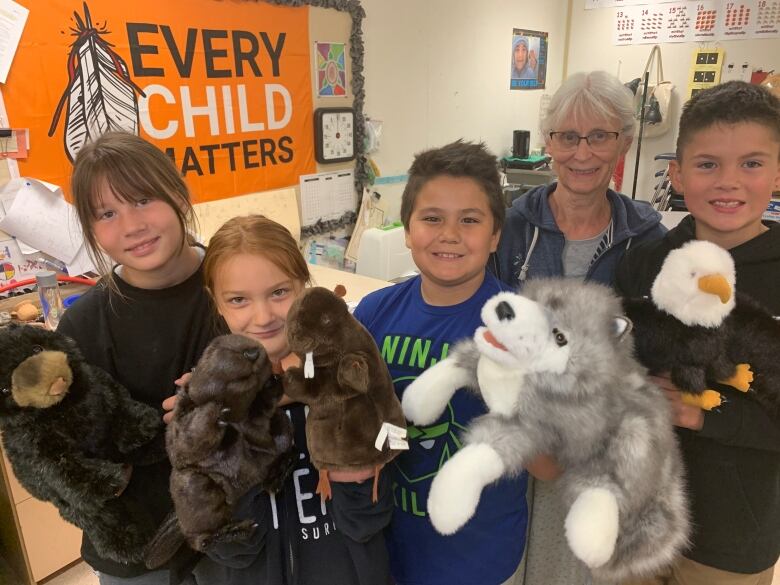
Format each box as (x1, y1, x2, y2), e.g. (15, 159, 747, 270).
(356, 224, 418, 282)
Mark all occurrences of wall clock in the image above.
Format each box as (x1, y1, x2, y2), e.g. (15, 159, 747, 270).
(314, 107, 356, 164)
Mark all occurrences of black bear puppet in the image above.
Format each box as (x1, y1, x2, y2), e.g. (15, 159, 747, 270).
(0, 324, 164, 563)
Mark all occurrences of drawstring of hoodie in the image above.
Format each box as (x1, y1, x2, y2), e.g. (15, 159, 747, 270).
(516, 226, 540, 282)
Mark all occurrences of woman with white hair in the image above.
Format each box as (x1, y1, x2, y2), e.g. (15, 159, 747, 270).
(493, 71, 667, 585)
(494, 70, 665, 287)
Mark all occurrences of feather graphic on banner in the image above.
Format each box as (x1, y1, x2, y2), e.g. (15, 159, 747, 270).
(48, 2, 146, 163)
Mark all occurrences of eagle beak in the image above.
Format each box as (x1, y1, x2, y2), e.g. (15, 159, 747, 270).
(698, 274, 731, 304)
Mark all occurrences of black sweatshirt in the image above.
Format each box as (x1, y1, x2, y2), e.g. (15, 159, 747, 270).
(615, 215, 780, 574)
(57, 264, 221, 579)
(199, 399, 394, 585)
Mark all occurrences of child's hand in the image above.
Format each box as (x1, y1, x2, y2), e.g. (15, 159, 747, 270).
(526, 454, 562, 481)
(114, 464, 133, 497)
(272, 354, 301, 376)
(280, 353, 301, 371)
(174, 371, 192, 386)
(278, 394, 295, 406)
(162, 395, 177, 424)
(650, 374, 704, 431)
(162, 372, 190, 424)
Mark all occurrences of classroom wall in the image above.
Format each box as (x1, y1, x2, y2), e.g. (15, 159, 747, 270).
(565, 0, 780, 201)
(360, 0, 570, 220)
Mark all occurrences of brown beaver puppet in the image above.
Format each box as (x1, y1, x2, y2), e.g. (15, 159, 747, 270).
(283, 287, 407, 503)
(145, 334, 295, 568)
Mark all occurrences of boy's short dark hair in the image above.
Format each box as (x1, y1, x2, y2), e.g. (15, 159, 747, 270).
(677, 81, 780, 160)
(400, 140, 505, 233)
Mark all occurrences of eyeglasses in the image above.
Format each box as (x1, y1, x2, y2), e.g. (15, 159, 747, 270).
(548, 131, 620, 151)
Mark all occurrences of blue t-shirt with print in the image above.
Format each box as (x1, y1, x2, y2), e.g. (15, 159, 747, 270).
(353, 272, 528, 585)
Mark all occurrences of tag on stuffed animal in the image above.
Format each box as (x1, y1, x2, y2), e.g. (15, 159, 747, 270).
(375, 422, 409, 451)
(304, 351, 314, 379)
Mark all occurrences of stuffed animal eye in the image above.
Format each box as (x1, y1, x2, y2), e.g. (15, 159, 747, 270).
(242, 348, 260, 361)
(31, 345, 43, 354)
(321, 314, 332, 326)
(552, 329, 567, 347)
(1, 387, 9, 395)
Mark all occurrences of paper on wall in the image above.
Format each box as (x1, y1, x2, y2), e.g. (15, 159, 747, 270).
(0, 178, 84, 264)
(299, 170, 357, 227)
(66, 244, 98, 277)
(0, 0, 29, 84)
(345, 188, 386, 262)
(0, 237, 48, 283)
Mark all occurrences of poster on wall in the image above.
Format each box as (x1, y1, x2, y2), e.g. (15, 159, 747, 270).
(0, 0, 318, 203)
(315, 41, 348, 97)
(509, 29, 548, 90)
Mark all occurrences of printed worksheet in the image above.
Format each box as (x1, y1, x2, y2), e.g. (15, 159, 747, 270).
(299, 170, 357, 227)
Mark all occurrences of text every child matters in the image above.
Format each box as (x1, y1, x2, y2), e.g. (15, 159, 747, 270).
(126, 24, 296, 176)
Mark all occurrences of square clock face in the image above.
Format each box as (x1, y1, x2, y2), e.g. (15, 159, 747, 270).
(314, 107, 356, 163)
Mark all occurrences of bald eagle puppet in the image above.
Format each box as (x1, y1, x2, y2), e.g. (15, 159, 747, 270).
(623, 240, 766, 411)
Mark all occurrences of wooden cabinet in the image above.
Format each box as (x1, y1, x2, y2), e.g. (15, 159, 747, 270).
(0, 446, 82, 584)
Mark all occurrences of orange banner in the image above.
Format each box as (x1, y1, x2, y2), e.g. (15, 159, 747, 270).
(3, 0, 316, 202)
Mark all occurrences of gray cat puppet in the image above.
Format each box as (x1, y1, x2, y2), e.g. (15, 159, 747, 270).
(403, 280, 689, 583)
(145, 334, 295, 568)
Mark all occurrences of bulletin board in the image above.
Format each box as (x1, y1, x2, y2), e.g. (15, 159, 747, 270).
(0, 0, 368, 204)
(0, 0, 367, 284)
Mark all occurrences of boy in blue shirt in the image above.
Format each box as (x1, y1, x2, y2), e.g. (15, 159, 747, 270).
(354, 140, 528, 585)
(616, 81, 780, 584)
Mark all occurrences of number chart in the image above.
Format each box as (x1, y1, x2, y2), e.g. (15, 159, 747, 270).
(613, 0, 779, 44)
(662, 4, 693, 41)
(758, 0, 780, 23)
(667, 5, 693, 29)
(755, 0, 780, 34)
(725, 2, 752, 26)
(640, 7, 665, 33)
(696, 6, 719, 30)
(616, 10, 636, 31)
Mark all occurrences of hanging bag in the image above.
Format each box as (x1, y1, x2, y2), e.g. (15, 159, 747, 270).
(628, 45, 674, 138)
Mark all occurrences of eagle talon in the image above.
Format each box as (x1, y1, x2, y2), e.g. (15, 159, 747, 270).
(720, 363, 753, 392)
(681, 389, 723, 411)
